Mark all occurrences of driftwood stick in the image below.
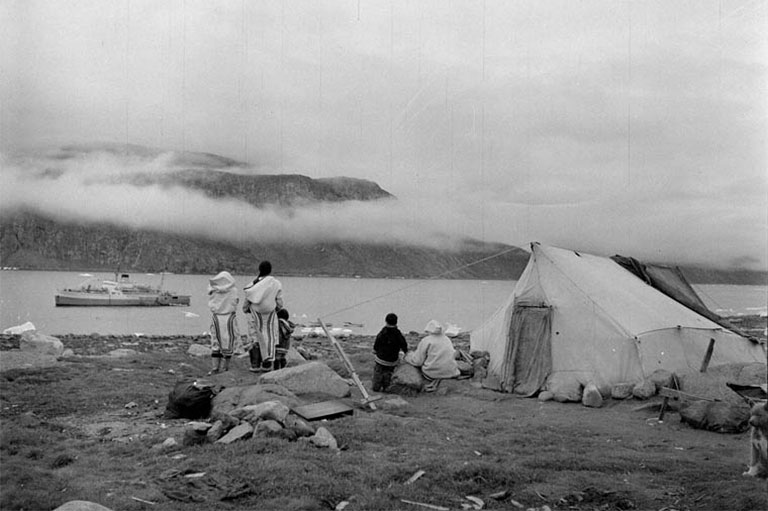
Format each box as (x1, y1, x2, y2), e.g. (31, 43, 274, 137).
(404, 469, 425, 485)
(130, 496, 156, 505)
(400, 499, 450, 511)
(319, 318, 377, 410)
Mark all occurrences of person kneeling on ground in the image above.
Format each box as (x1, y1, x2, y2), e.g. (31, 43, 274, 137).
(372, 312, 409, 392)
(404, 319, 460, 392)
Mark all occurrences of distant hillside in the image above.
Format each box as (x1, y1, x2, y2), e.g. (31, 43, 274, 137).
(1, 212, 766, 284)
(0, 212, 530, 279)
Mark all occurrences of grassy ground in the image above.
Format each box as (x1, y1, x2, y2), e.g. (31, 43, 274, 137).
(1, 326, 767, 511)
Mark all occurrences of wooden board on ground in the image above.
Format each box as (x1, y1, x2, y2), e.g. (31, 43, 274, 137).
(292, 400, 354, 421)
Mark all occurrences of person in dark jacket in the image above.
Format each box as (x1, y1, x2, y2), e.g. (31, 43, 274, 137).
(274, 308, 295, 370)
(372, 313, 409, 392)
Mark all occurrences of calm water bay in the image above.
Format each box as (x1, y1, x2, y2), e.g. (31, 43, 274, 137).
(0, 270, 765, 337)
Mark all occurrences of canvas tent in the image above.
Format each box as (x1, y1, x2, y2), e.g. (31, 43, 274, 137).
(470, 243, 765, 401)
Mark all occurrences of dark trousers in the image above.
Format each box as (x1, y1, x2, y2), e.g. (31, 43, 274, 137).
(372, 363, 396, 392)
(249, 345, 273, 370)
(274, 351, 287, 370)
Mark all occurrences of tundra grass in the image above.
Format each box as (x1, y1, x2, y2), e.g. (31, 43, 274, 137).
(1, 336, 767, 511)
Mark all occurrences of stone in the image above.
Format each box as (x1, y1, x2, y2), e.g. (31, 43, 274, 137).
(549, 374, 584, 402)
(254, 419, 286, 438)
(61, 348, 75, 358)
(284, 414, 315, 437)
(632, 380, 656, 400)
(388, 363, 424, 395)
(20, 331, 64, 357)
(581, 382, 603, 408)
(253, 421, 298, 442)
(209, 410, 240, 432)
(611, 382, 634, 400)
(310, 427, 338, 449)
(151, 437, 179, 451)
(286, 347, 307, 365)
(206, 420, 224, 442)
(216, 422, 254, 444)
(275, 428, 298, 441)
(53, 501, 114, 511)
(107, 348, 138, 358)
(259, 361, 351, 398)
(231, 400, 290, 425)
(187, 421, 212, 432)
(187, 344, 212, 357)
(0, 351, 59, 371)
(538, 391, 554, 402)
(182, 427, 208, 446)
(679, 400, 751, 433)
(212, 384, 301, 415)
(472, 356, 488, 377)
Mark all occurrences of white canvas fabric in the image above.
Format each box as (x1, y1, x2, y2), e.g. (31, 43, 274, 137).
(471, 243, 765, 400)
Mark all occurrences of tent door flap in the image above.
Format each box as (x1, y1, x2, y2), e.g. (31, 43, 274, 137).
(502, 305, 552, 396)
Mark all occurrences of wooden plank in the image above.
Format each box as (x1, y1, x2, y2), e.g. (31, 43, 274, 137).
(292, 400, 354, 421)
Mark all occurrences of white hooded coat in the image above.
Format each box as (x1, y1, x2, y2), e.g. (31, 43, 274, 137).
(207, 271, 239, 314)
(405, 320, 460, 379)
(244, 275, 283, 314)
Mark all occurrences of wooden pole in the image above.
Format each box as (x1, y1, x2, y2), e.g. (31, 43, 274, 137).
(699, 338, 715, 373)
(318, 319, 378, 410)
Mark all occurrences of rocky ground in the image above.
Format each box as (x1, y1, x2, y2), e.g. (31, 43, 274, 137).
(1, 318, 766, 511)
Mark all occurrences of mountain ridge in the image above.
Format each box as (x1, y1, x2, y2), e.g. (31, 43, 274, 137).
(1, 211, 765, 284)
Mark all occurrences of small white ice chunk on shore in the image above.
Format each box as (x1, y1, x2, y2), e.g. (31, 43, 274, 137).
(2, 321, 36, 335)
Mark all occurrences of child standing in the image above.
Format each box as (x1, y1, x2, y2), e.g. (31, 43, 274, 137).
(206, 271, 240, 375)
(372, 313, 409, 392)
(274, 308, 295, 370)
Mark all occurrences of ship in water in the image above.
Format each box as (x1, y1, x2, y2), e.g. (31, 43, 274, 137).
(55, 273, 190, 306)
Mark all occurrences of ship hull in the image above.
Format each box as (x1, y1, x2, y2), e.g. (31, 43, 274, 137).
(55, 291, 190, 306)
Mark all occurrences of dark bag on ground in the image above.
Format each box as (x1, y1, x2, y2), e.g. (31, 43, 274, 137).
(164, 381, 214, 419)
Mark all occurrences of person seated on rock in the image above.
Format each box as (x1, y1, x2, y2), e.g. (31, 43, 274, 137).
(404, 320, 460, 392)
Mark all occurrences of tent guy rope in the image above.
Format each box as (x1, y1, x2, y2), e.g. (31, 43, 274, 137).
(317, 245, 522, 322)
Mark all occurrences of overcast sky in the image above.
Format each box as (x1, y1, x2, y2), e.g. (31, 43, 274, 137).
(1, 0, 766, 270)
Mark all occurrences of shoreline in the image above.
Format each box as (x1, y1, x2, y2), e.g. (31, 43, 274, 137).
(0, 314, 764, 348)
